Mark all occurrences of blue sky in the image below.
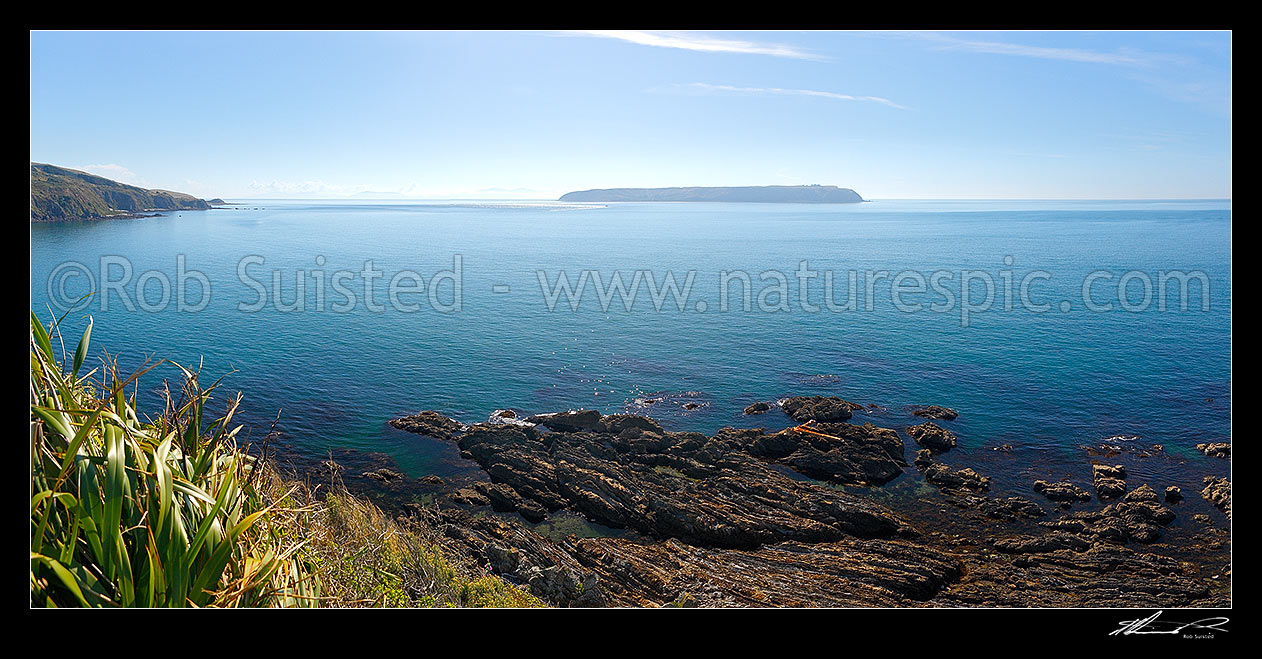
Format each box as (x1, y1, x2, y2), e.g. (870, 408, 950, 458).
(29, 30, 1231, 199)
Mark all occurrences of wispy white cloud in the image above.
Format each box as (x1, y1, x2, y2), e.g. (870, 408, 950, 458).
(574, 31, 826, 61)
(244, 179, 555, 199)
(245, 179, 385, 198)
(73, 163, 141, 184)
(678, 82, 907, 110)
(1004, 151, 1070, 159)
(895, 32, 1170, 67)
(888, 32, 1227, 114)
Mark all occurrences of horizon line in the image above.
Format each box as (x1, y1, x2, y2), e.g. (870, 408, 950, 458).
(213, 195, 1234, 202)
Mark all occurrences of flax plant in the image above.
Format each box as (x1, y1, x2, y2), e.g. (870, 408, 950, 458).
(29, 311, 321, 607)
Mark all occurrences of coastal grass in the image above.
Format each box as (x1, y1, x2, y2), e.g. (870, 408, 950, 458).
(29, 311, 542, 608)
(298, 487, 543, 607)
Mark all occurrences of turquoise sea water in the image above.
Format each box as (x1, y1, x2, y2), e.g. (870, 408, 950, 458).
(30, 199, 1231, 498)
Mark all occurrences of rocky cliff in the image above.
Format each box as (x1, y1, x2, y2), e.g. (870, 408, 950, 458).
(30, 162, 217, 222)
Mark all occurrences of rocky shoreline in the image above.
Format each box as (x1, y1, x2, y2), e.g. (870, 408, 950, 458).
(318, 396, 1229, 607)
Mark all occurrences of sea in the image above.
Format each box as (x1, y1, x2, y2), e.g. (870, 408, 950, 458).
(30, 199, 1231, 514)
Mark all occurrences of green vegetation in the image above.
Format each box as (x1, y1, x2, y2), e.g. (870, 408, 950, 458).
(306, 490, 543, 607)
(30, 163, 213, 222)
(29, 312, 543, 608)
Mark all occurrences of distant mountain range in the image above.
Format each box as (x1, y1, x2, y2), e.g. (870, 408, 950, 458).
(30, 163, 223, 222)
(558, 185, 864, 203)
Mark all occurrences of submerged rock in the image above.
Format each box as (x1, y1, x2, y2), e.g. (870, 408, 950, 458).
(967, 495, 1047, 521)
(914, 449, 989, 492)
(361, 468, 405, 483)
(913, 450, 1044, 521)
(313, 459, 343, 476)
(912, 405, 958, 420)
(1033, 480, 1092, 503)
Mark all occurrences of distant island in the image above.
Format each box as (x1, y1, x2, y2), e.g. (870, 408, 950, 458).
(30, 162, 222, 222)
(559, 185, 864, 203)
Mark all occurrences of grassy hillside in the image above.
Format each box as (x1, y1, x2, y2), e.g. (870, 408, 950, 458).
(29, 312, 542, 608)
(30, 163, 214, 222)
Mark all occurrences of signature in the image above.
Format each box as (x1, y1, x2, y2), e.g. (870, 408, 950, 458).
(1111, 611, 1230, 636)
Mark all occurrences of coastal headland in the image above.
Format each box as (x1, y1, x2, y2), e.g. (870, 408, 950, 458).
(30, 162, 223, 222)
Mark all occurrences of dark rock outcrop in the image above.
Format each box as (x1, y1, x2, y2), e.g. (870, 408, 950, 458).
(443, 487, 491, 507)
(1091, 464, 1128, 499)
(525, 409, 604, 432)
(907, 422, 957, 453)
(743, 402, 771, 415)
(437, 506, 958, 608)
(389, 411, 466, 440)
(387, 405, 1227, 608)
(1039, 485, 1176, 544)
(934, 544, 1220, 607)
(435, 508, 607, 607)
(747, 423, 906, 486)
(474, 482, 549, 523)
(599, 414, 663, 435)
(995, 531, 1091, 554)
(1196, 442, 1231, 458)
(569, 536, 962, 607)
(780, 396, 863, 422)
(452, 423, 909, 548)
(1201, 476, 1231, 519)
(959, 494, 1047, 521)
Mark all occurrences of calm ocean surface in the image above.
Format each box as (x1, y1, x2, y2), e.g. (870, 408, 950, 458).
(30, 199, 1232, 497)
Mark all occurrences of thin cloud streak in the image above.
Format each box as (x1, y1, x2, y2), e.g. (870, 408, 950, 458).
(73, 163, 141, 184)
(893, 32, 1226, 114)
(681, 82, 908, 110)
(576, 31, 827, 61)
(900, 32, 1160, 66)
